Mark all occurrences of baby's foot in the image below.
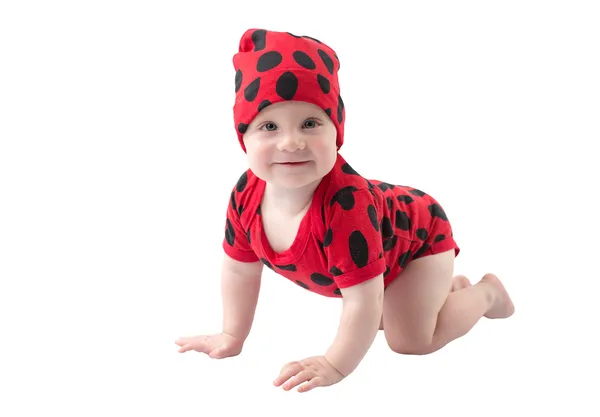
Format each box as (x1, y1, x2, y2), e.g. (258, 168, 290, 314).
(451, 275, 472, 292)
(481, 273, 515, 319)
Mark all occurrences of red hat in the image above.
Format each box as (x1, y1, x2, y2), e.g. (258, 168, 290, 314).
(232, 29, 345, 153)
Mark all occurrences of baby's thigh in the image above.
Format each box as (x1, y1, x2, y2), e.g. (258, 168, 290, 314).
(382, 249, 455, 345)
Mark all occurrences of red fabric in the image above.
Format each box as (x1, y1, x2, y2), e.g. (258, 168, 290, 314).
(223, 153, 460, 298)
(232, 28, 345, 153)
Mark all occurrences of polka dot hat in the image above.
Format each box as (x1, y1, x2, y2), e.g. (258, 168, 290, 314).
(232, 28, 345, 153)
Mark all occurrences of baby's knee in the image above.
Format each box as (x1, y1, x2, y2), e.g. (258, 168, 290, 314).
(386, 334, 434, 355)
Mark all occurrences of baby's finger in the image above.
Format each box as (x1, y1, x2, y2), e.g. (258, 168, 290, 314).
(178, 344, 193, 353)
(274, 362, 302, 387)
(297, 376, 326, 393)
(282, 369, 314, 391)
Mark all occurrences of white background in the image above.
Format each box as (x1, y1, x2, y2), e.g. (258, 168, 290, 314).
(1, 0, 598, 415)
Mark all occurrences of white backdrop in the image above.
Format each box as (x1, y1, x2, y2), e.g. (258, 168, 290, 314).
(1, 0, 598, 415)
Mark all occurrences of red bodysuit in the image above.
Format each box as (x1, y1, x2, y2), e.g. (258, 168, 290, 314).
(223, 152, 460, 297)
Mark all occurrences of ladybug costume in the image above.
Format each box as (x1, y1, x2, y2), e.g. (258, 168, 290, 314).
(223, 29, 460, 297)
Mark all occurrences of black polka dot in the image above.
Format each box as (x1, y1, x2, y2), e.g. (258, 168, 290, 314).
(246, 229, 251, 243)
(349, 230, 369, 268)
(244, 78, 260, 102)
(383, 265, 390, 277)
(225, 218, 235, 246)
(230, 191, 237, 212)
(258, 100, 271, 112)
(379, 252, 383, 258)
(317, 74, 330, 94)
(330, 186, 358, 210)
(381, 216, 394, 238)
(416, 228, 428, 240)
(276, 264, 297, 271)
(256, 205, 261, 215)
(276, 71, 298, 100)
(333, 288, 341, 295)
(318, 240, 325, 256)
(257, 51, 282, 72)
(341, 163, 359, 175)
(296, 280, 309, 289)
(260, 258, 272, 269)
(324, 108, 331, 117)
(251, 29, 267, 51)
(303, 35, 322, 44)
(397, 195, 414, 204)
(323, 228, 333, 247)
(434, 234, 446, 242)
(398, 250, 411, 268)
(238, 123, 248, 134)
(409, 188, 426, 197)
(235, 69, 243, 92)
(337, 95, 344, 123)
(293, 51, 316, 69)
(395, 210, 411, 231)
(377, 182, 395, 191)
(311, 273, 334, 286)
(367, 205, 379, 231)
(429, 203, 448, 221)
(330, 266, 343, 276)
(238, 204, 244, 216)
(321, 205, 325, 225)
(412, 243, 430, 259)
(236, 172, 248, 192)
(386, 197, 393, 210)
(383, 235, 398, 251)
(318, 49, 334, 74)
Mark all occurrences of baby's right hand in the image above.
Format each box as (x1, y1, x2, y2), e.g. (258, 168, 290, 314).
(175, 333, 243, 359)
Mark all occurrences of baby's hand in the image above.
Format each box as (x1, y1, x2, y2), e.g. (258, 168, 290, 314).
(274, 355, 345, 393)
(175, 333, 243, 359)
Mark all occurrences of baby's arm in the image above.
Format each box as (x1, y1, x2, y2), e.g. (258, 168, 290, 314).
(220, 253, 264, 342)
(325, 274, 384, 377)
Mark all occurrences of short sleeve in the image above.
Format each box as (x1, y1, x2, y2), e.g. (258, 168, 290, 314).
(324, 189, 386, 288)
(222, 187, 259, 262)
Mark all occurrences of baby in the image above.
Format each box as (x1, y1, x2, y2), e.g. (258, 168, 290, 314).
(175, 28, 514, 393)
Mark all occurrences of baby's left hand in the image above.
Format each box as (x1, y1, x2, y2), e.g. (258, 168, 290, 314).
(274, 355, 345, 393)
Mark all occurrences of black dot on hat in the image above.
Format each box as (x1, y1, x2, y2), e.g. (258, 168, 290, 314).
(251, 29, 267, 51)
(295, 280, 309, 289)
(416, 228, 428, 241)
(293, 50, 316, 69)
(324, 108, 331, 117)
(398, 250, 411, 268)
(311, 273, 334, 286)
(337, 95, 344, 123)
(330, 186, 358, 210)
(235, 69, 243, 92)
(333, 288, 341, 296)
(237, 204, 244, 216)
(236, 172, 248, 192)
(397, 194, 414, 204)
(395, 210, 411, 231)
(256, 205, 261, 215)
(246, 230, 251, 243)
(381, 216, 394, 238)
(230, 191, 237, 212)
(330, 266, 343, 276)
(318, 49, 334, 74)
(317, 74, 330, 94)
(323, 227, 333, 247)
(434, 234, 446, 242)
(258, 100, 271, 112)
(238, 122, 248, 134)
(383, 265, 390, 277)
(244, 77, 260, 102)
(257, 51, 283, 72)
(412, 243, 430, 259)
(383, 235, 397, 251)
(429, 203, 448, 221)
(303, 35, 322, 44)
(349, 230, 369, 268)
(341, 163, 359, 175)
(276, 263, 297, 271)
(409, 188, 426, 197)
(276, 71, 298, 100)
(367, 205, 379, 232)
(225, 218, 235, 246)
(386, 197, 393, 210)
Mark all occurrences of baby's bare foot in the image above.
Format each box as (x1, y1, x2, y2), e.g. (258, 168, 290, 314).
(481, 273, 515, 319)
(451, 275, 472, 292)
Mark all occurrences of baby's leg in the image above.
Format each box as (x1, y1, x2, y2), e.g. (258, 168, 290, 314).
(381, 249, 514, 355)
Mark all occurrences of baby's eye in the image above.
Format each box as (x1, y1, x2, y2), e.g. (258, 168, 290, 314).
(263, 123, 277, 131)
(303, 119, 319, 129)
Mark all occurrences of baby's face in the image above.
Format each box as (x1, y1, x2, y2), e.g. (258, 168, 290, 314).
(242, 101, 337, 190)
